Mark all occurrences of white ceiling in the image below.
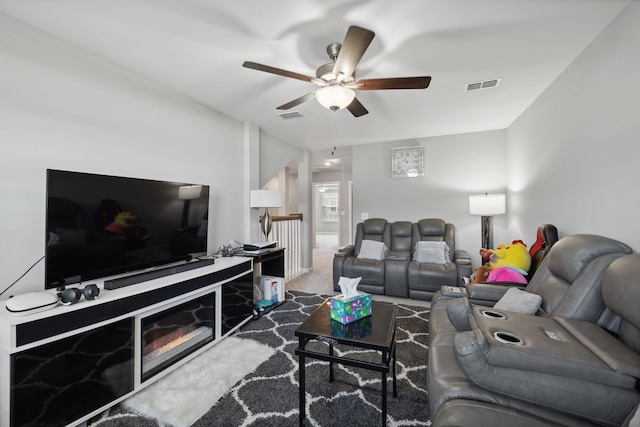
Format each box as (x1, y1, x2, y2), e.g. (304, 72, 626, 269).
(0, 0, 630, 171)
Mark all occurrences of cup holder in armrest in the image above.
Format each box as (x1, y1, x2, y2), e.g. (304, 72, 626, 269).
(493, 331, 523, 346)
(481, 310, 506, 320)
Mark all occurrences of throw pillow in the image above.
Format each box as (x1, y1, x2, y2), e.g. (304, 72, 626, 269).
(413, 241, 450, 264)
(357, 240, 388, 260)
(494, 287, 542, 315)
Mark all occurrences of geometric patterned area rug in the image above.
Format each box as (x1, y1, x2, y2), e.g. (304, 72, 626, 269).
(89, 291, 431, 427)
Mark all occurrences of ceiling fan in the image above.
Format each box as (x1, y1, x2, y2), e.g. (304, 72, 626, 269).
(243, 26, 431, 117)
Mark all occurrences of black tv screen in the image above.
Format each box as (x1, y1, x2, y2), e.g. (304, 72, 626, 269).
(45, 169, 210, 289)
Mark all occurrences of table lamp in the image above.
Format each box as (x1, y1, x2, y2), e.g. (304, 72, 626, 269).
(469, 193, 506, 253)
(250, 190, 283, 240)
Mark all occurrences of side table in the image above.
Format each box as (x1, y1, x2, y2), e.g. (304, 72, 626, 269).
(295, 298, 398, 426)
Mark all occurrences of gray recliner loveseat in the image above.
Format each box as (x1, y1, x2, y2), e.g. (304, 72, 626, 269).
(333, 218, 471, 300)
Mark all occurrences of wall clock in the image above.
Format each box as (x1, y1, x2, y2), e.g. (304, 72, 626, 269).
(392, 146, 424, 178)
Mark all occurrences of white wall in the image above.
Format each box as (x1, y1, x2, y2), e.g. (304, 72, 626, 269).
(0, 13, 245, 298)
(507, 2, 640, 251)
(259, 129, 303, 188)
(350, 4, 640, 264)
(352, 130, 507, 267)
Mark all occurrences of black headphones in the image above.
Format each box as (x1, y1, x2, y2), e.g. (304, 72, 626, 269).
(58, 284, 100, 305)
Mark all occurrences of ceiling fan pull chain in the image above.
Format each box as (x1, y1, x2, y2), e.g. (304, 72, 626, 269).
(331, 110, 336, 155)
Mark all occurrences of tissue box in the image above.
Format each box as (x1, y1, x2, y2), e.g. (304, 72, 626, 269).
(329, 292, 372, 324)
(331, 315, 372, 338)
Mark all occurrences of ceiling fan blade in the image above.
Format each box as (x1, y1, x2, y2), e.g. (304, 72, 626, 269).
(355, 76, 432, 91)
(346, 97, 369, 117)
(243, 61, 314, 83)
(277, 92, 315, 110)
(333, 26, 375, 82)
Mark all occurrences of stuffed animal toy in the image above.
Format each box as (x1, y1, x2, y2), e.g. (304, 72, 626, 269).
(105, 211, 140, 235)
(480, 240, 531, 275)
(114, 211, 140, 226)
(469, 264, 528, 285)
(473, 240, 532, 285)
(470, 265, 493, 284)
(487, 266, 528, 284)
(105, 211, 146, 249)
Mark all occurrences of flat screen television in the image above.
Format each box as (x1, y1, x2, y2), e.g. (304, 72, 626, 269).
(45, 169, 210, 289)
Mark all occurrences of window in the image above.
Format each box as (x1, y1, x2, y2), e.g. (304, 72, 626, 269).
(321, 191, 338, 222)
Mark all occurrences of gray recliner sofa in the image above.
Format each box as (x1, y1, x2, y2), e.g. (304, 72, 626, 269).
(428, 235, 638, 426)
(333, 218, 471, 300)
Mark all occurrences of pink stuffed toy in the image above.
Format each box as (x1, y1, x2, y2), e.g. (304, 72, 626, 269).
(487, 266, 528, 284)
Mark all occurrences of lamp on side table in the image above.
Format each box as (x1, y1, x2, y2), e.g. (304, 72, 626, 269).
(250, 189, 283, 241)
(469, 193, 506, 262)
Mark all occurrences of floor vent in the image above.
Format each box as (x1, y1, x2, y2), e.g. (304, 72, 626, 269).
(278, 111, 304, 119)
(465, 78, 502, 92)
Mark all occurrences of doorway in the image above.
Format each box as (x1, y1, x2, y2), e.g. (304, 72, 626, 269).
(313, 182, 339, 251)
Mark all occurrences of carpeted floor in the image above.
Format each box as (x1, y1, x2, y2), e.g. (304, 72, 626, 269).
(90, 291, 430, 427)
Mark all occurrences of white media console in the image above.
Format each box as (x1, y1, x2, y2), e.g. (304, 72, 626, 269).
(0, 256, 255, 427)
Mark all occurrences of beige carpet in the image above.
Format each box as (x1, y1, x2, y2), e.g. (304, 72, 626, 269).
(285, 233, 336, 295)
(286, 233, 430, 308)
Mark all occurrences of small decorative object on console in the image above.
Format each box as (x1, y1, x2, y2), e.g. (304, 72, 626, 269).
(219, 245, 235, 257)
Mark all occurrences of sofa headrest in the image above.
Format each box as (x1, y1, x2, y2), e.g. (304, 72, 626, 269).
(416, 218, 445, 236)
(546, 234, 632, 282)
(362, 218, 387, 235)
(391, 221, 412, 237)
(602, 254, 640, 333)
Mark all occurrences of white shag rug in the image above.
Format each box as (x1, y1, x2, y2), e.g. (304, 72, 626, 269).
(123, 336, 275, 427)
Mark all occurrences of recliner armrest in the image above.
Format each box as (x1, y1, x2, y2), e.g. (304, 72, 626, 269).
(333, 245, 355, 292)
(454, 250, 472, 278)
(464, 282, 514, 302)
(335, 245, 355, 258)
(454, 249, 471, 264)
(440, 285, 469, 298)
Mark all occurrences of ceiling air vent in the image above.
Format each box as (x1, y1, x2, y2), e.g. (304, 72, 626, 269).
(278, 111, 304, 119)
(465, 78, 502, 92)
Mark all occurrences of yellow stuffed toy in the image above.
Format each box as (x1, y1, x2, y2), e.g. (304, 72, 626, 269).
(480, 240, 531, 274)
(114, 211, 139, 227)
(105, 211, 145, 246)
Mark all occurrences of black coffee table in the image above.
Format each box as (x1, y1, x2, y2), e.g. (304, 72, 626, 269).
(295, 298, 398, 426)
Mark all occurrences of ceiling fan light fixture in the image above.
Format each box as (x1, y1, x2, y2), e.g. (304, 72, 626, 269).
(315, 85, 355, 111)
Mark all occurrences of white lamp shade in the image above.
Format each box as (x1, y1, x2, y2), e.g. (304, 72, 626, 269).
(250, 190, 283, 208)
(469, 194, 506, 215)
(315, 85, 356, 110)
(178, 185, 202, 200)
